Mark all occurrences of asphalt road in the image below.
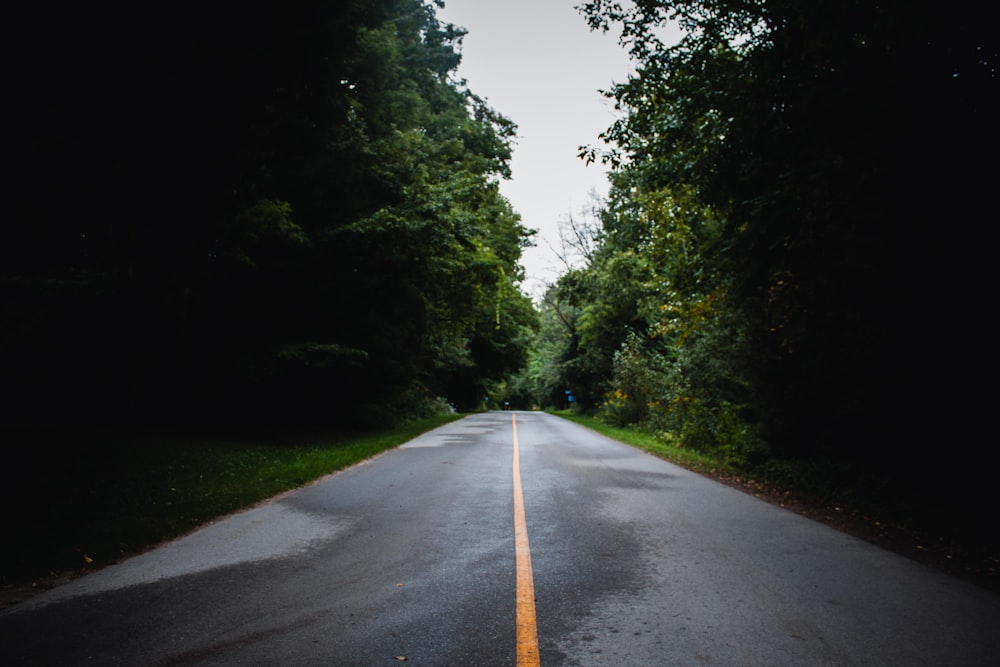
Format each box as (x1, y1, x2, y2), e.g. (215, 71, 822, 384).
(3, 412, 999, 666)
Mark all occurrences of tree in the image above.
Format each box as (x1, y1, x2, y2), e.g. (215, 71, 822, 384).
(510, 285, 581, 411)
(568, 0, 998, 534)
(2, 0, 537, 426)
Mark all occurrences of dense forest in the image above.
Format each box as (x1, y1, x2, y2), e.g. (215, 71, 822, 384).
(3, 0, 997, 552)
(3, 0, 538, 426)
(510, 0, 997, 547)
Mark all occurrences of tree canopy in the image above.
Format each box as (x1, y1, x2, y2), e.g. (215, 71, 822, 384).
(2, 0, 537, 426)
(514, 0, 997, 540)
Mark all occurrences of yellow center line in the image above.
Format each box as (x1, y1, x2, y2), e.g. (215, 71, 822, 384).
(512, 413, 540, 666)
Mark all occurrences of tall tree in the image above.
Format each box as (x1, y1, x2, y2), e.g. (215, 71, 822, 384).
(569, 0, 998, 529)
(2, 0, 536, 426)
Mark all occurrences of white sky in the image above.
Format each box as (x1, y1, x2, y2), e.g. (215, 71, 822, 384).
(434, 0, 635, 299)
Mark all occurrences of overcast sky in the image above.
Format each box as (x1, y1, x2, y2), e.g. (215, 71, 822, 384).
(434, 0, 635, 298)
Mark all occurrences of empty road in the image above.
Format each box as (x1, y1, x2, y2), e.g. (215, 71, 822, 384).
(3, 411, 998, 665)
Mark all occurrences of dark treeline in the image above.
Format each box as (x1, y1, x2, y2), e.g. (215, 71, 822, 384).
(3, 1, 537, 427)
(512, 1, 997, 544)
(5, 0, 997, 551)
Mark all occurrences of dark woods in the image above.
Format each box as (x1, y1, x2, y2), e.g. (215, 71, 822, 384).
(3, 1, 537, 427)
(520, 0, 998, 544)
(3, 0, 997, 553)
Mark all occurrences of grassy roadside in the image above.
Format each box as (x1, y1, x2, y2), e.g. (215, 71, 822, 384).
(1, 413, 464, 603)
(549, 410, 1000, 594)
(4, 410, 996, 604)
(550, 410, 735, 476)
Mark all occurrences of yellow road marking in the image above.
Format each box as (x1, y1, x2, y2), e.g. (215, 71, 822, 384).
(512, 413, 540, 666)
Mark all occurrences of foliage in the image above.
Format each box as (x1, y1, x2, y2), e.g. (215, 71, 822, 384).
(1, 415, 463, 587)
(507, 287, 578, 409)
(551, 0, 997, 522)
(2, 0, 536, 426)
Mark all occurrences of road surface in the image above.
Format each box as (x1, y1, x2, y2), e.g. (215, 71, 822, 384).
(2, 411, 998, 665)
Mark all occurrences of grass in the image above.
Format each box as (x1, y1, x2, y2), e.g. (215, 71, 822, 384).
(1, 414, 463, 594)
(4, 409, 996, 599)
(552, 410, 850, 503)
(550, 410, 737, 474)
(549, 410, 1000, 593)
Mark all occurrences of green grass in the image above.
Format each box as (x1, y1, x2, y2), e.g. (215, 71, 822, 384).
(549, 410, 1000, 593)
(550, 409, 888, 513)
(1, 414, 463, 590)
(549, 410, 738, 476)
(6, 410, 997, 597)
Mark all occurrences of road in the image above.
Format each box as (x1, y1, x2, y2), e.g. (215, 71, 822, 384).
(2, 411, 998, 665)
